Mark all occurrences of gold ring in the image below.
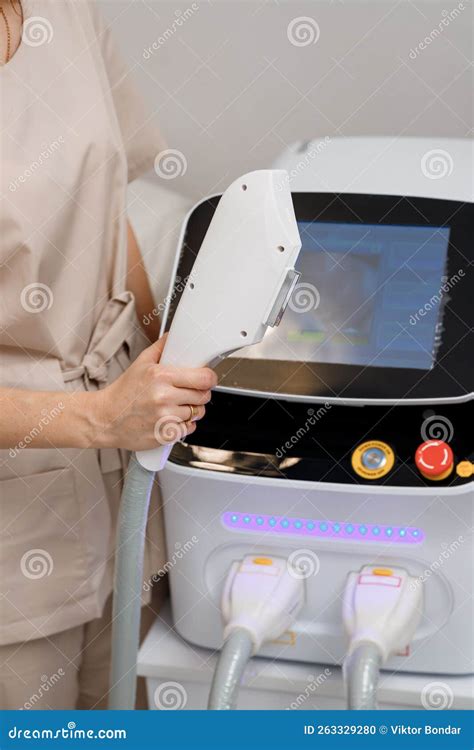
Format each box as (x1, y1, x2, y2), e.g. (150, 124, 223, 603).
(188, 404, 197, 421)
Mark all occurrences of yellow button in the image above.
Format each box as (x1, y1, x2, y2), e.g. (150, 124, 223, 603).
(351, 440, 395, 480)
(456, 461, 474, 478)
(252, 557, 273, 566)
(372, 568, 393, 577)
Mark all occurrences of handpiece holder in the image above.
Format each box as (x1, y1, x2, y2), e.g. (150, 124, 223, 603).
(136, 169, 302, 471)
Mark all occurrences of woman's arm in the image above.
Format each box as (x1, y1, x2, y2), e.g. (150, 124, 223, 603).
(126, 220, 160, 342)
(0, 386, 99, 451)
(0, 338, 216, 452)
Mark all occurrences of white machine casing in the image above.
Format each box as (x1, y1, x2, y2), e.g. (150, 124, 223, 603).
(155, 137, 473, 684)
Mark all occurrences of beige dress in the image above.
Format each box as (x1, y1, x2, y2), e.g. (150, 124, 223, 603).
(0, 0, 166, 646)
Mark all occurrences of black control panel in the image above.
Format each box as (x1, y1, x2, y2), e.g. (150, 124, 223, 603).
(171, 393, 473, 488)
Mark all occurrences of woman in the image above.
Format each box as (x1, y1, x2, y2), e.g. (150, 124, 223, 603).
(0, 0, 216, 708)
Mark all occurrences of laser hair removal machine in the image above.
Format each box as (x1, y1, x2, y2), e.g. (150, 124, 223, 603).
(109, 170, 302, 708)
(142, 137, 472, 711)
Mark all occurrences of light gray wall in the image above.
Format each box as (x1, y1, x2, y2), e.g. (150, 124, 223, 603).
(100, 0, 472, 198)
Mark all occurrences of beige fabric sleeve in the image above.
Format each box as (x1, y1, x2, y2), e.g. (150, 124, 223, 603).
(88, 2, 165, 183)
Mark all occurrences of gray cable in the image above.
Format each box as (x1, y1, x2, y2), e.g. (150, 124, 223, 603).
(208, 629, 254, 710)
(344, 642, 383, 710)
(108, 454, 155, 710)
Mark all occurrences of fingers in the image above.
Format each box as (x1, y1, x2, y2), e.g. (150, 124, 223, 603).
(160, 404, 206, 423)
(186, 404, 206, 422)
(162, 366, 217, 390)
(170, 388, 212, 407)
(139, 333, 168, 364)
(184, 421, 197, 437)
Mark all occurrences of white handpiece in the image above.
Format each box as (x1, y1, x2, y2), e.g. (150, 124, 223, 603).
(137, 169, 302, 471)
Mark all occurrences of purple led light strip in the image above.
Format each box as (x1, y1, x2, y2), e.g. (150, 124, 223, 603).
(222, 512, 424, 544)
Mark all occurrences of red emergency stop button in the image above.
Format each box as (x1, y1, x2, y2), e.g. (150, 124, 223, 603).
(415, 440, 454, 480)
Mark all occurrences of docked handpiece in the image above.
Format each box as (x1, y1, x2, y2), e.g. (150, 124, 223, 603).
(137, 170, 302, 471)
(208, 555, 305, 709)
(342, 565, 423, 709)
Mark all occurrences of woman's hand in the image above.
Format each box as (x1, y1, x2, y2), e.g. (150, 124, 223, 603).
(0, 336, 216, 453)
(96, 336, 217, 451)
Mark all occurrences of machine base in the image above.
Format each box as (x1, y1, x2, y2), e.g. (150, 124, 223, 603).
(138, 604, 474, 711)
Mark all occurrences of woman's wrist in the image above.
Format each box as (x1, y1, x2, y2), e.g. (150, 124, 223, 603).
(78, 389, 116, 449)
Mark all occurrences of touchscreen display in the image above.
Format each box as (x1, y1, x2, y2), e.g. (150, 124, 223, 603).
(233, 221, 450, 370)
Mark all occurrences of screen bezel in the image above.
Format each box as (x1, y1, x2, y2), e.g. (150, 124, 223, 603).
(165, 192, 473, 402)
